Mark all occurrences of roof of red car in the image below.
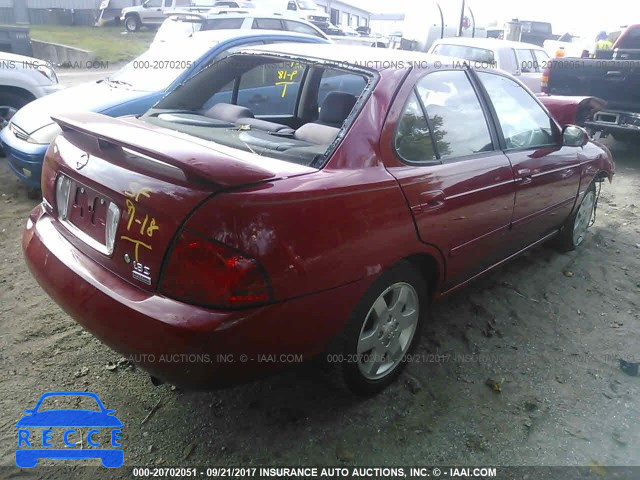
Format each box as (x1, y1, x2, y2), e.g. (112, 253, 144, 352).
(237, 43, 458, 72)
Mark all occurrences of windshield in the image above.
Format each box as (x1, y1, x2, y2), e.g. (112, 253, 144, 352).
(297, 0, 318, 9)
(108, 41, 216, 92)
(432, 44, 495, 65)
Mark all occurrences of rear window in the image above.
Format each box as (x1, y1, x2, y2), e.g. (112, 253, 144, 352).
(203, 17, 244, 29)
(617, 28, 640, 49)
(521, 21, 552, 34)
(431, 44, 495, 65)
(252, 18, 284, 30)
(143, 55, 372, 167)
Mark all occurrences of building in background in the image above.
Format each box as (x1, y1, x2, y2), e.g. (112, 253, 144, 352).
(314, 0, 370, 28)
(0, 0, 138, 26)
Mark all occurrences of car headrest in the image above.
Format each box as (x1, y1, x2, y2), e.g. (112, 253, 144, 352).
(294, 123, 340, 145)
(204, 103, 254, 123)
(318, 92, 357, 127)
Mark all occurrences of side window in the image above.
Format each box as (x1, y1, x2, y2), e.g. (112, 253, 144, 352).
(252, 18, 284, 30)
(515, 49, 535, 73)
(237, 63, 303, 115)
(146, 0, 162, 7)
(532, 49, 549, 72)
(164, 0, 172, 7)
(175, 0, 191, 5)
(413, 70, 493, 160)
(203, 18, 244, 30)
(284, 20, 323, 37)
(395, 91, 437, 163)
(204, 79, 235, 109)
(478, 72, 556, 150)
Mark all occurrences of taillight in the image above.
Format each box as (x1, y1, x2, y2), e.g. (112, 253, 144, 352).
(160, 229, 272, 309)
(541, 64, 551, 94)
(55, 174, 71, 220)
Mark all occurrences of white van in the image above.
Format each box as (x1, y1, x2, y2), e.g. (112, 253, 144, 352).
(259, 0, 329, 28)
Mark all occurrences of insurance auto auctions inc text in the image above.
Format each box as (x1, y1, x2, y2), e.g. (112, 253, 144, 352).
(214, 466, 498, 478)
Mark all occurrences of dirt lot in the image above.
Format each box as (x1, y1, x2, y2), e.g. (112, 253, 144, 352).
(0, 137, 639, 478)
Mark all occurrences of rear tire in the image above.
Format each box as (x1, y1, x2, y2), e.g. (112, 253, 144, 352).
(341, 262, 428, 396)
(0, 91, 32, 157)
(124, 14, 140, 32)
(556, 182, 597, 252)
(0, 91, 30, 128)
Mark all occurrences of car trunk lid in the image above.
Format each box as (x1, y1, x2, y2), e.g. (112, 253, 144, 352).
(44, 112, 315, 293)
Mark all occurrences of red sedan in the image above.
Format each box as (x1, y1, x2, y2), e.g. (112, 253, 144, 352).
(23, 44, 614, 395)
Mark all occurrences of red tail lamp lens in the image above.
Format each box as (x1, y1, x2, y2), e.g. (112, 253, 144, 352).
(161, 230, 271, 308)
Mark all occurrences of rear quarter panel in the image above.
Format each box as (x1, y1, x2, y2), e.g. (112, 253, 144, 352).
(183, 68, 445, 301)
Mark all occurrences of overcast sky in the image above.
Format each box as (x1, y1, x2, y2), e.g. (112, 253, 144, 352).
(346, 0, 639, 37)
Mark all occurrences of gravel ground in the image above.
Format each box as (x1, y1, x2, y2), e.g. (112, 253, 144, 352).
(0, 137, 639, 479)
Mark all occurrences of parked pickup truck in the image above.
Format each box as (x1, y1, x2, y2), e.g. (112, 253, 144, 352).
(121, 0, 211, 32)
(542, 24, 640, 143)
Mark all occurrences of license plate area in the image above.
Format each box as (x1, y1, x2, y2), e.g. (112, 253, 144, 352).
(58, 177, 120, 256)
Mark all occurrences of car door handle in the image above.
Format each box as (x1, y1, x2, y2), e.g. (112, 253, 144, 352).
(516, 168, 533, 185)
(606, 71, 623, 78)
(411, 190, 446, 214)
(249, 94, 268, 103)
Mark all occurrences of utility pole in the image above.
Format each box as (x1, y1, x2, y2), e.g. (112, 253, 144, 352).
(458, 0, 466, 36)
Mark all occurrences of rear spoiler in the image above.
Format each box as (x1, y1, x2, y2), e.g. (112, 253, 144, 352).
(52, 112, 312, 187)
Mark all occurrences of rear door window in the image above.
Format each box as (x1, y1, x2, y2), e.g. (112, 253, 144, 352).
(414, 70, 493, 160)
(203, 17, 244, 29)
(395, 91, 437, 163)
(252, 18, 284, 30)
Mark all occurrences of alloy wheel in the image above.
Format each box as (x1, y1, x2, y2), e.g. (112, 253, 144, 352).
(356, 282, 419, 380)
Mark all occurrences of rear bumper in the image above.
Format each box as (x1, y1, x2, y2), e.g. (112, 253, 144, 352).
(0, 126, 47, 190)
(585, 110, 640, 137)
(23, 205, 366, 388)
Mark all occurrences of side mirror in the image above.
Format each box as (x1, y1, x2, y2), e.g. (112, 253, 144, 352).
(142, 1, 149, 7)
(563, 125, 589, 147)
(287, 2, 297, 10)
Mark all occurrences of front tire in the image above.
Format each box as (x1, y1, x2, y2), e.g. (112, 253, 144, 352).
(124, 14, 140, 32)
(557, 182, 597, 252)
(342, 262, 428, 395)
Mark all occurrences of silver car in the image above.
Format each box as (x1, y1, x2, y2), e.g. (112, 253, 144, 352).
(429, 37, 550, 93)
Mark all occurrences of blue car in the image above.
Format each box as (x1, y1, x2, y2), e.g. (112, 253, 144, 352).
(15, 391, 123, 468)
(1, 30, 328, 192)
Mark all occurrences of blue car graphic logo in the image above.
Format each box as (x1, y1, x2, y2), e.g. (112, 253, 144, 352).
(16, 391, 123, 468)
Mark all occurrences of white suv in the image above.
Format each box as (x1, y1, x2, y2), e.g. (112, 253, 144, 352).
(152, 11, 328, 46)
(0, 52, 61, 129)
